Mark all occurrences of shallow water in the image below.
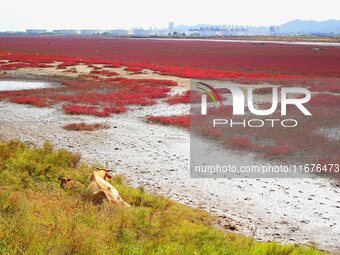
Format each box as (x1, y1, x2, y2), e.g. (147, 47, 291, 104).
(0, 80, 55, 91)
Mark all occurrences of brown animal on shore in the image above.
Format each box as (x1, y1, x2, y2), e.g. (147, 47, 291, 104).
(84, 169, 130, 207)
(58, 177, 81, 189)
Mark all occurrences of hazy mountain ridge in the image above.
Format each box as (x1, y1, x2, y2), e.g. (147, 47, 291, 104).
(174, 20, 340, 34)
(279, 19, 340, 33)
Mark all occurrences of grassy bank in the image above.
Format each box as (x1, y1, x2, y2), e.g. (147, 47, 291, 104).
(0, 140, 326, 255)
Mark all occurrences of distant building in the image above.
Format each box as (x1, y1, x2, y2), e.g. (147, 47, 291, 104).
(108, 29, 130, 36)
(80, 30, 102, 35)
(131, 28, 159, 37)
(26, 29, 47, 34)
(169, 22, 175, 34)
(53, 30, 79, 35)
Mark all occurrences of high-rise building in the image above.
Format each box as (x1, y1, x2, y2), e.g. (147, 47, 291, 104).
(26, 29, 47, 34)
(169, 22, 175, 34)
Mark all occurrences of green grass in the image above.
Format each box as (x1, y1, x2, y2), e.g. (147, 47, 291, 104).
(0, 140, 327, 255)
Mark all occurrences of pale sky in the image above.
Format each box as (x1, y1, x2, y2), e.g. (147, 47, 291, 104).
(0, 0, 339, 31)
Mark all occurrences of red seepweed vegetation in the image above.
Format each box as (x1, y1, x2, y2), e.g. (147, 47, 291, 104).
(310, 94, 340, 106)
(124, 66, 144, 74)
(10, 96, 50, 107)
(227, 136, 253, 150)
(0, 47, 306, 80)
(1, 37, 340, 77)
(63, 122, 109, 131)
(0, 74, 176, 116)
(146, 96, 339, 164)
(62, 104, 126, 117)
(90, 69, 119, 76)
(0, 37, 339, 165)
(146, 115, 190, 128)
(167, 90, 204, 105)
(167, 91, 191, 105)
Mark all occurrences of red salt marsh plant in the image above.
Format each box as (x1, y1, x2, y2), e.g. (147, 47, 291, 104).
(10, 96, 50, 107)
(87, 64, 102, 69)
(103, 64, 121, 68)
(0, 62, 51, 70)
(227, 136, 253, 150)
(318, 155, 340, 176)
(167, 90, 203, 105)
(262, 144, 295, 158)
(52, 91, 160, 106)
(146, 115, 190, 128)
(0, 48, 303, 80)
(307, 78, 340, 93)
(310, 94, 340, 106)
(63, 122, 109, 131)
(134, 78, 178, 87)
(313, 84, 340, 93)
(63, 68, 78, 74)
(252, 86, 280, 94)
(0, 75, 174, 116)
(90, 70, 119, 76)
(1, 36, 340, 77)
(62, 104, 126, 117)
(167, 91, 191, 105)
(124, 66, 143, 73)
(147, 102, 339, 165)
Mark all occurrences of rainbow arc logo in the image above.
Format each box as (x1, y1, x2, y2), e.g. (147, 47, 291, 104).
(195, 82, 223, 108)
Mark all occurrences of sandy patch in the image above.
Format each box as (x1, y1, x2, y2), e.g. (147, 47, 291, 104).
(3, 61, 191, 89)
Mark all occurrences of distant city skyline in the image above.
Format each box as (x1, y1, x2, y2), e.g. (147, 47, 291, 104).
(0, 0, 339, 31)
